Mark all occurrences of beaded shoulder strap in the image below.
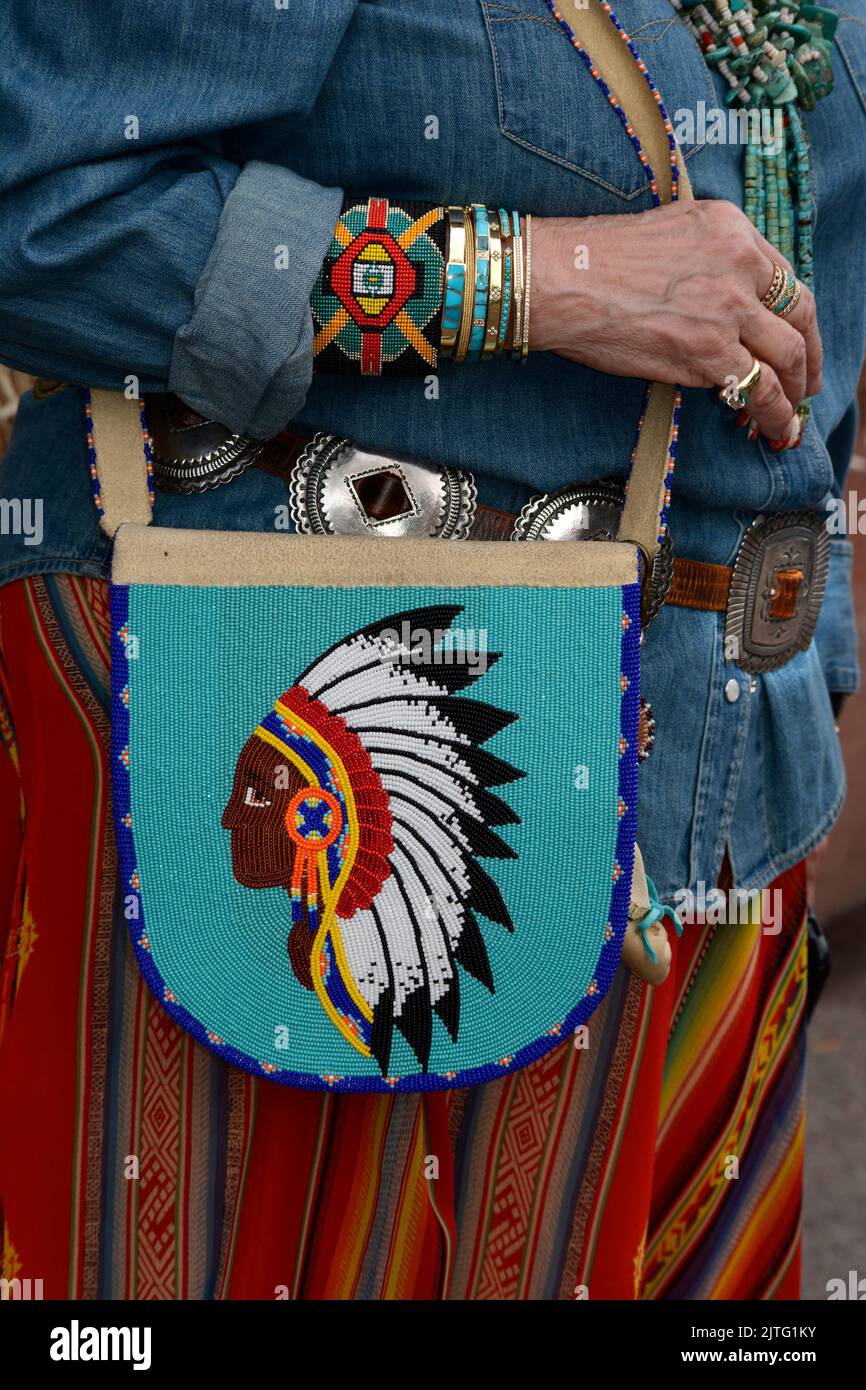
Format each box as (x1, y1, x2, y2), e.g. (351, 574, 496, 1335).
(556, 0, 693, 564)
(88, 388, 154, 538)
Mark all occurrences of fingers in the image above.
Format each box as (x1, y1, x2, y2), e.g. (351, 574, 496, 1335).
(749, 226, 796, 284)
(773, 283, 823, 397)
(741, 309, 807, 414)
(749, 232, 823, 397)
(742, 365, 797, 442)
(719, 350, 799, 442)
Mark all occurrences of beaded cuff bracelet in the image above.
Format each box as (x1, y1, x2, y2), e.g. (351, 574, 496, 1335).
(312, 196, 532, 375)
(311, 195, 447, 376)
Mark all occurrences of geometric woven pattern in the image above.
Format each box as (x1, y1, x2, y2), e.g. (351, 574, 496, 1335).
(134, 999, 185, 1300)
(470, 1046, 566, 1301)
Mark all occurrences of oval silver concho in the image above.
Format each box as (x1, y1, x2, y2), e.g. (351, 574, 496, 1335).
(511, 479, 625, 543)
(147, 396, 264, 494)
(289, 433, 477, 540)
(512, 480, 673, 626)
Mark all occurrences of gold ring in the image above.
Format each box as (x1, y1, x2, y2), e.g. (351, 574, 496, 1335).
(762, 266, 800, 317)
(776, 278, 802, 318)
(762, 264, 786, 308)
(720, 358, 762, 411)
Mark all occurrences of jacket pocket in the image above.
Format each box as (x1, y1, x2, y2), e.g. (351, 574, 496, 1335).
(480, 0, 715, 201)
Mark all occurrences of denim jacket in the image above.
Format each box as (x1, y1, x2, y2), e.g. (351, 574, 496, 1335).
(1, 0, 864, 896)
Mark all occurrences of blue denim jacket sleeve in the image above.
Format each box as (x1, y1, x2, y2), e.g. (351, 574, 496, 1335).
(169, 161, 342, 437)
(0, 0, 351, 436)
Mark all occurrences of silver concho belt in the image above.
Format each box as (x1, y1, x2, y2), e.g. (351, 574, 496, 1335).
(147, 394, 264, 493)
(145, 397, 669, 617)
(145, 396, 825, 674)
(289, 433, 477, 540)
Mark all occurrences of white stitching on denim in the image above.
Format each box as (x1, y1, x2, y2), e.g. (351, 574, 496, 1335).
(628, 18, 679, 41)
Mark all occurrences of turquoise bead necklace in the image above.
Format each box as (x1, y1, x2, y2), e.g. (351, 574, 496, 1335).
(668, 0, 838, 288)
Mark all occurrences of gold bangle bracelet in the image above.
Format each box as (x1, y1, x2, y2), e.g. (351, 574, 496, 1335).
(455, 207, 476, 364)
(441, 206, 468, 360)
(483, 209, 503, 357)
(521, 212, 533, 364)
(511, 218, 524, 358)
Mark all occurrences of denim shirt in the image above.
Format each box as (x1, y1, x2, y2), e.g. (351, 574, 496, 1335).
(1, 0, 864, 896)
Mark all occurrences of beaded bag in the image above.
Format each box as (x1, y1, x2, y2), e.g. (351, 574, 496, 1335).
(87, 6, 686, 1092)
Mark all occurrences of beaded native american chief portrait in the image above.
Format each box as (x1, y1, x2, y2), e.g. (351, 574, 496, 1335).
(222, 606, 523, 1077)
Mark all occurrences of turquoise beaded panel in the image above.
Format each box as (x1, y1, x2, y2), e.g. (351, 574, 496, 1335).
(111, 579, 641, 1091)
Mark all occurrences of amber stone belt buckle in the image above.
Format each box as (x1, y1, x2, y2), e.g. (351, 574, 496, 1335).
(724, 511, 830, 673)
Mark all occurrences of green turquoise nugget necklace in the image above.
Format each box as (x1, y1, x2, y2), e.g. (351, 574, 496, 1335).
(669, 0, 838, 287)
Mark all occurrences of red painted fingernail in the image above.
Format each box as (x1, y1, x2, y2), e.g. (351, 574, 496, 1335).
(765, 413, 803, 451)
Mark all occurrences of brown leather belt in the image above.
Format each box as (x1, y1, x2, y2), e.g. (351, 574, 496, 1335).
(666, 556, 809, 618)
(112, 400, 751, 616)
(666, 557, 732, 611)
(39, 386, 827, 659)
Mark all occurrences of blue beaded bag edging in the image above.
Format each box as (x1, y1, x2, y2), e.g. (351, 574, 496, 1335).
(106, 545, 641, 1091)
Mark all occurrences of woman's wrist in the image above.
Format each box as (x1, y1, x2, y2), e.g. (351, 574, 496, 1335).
(526, 214, 605, 356)
(308, 195, 822, 455)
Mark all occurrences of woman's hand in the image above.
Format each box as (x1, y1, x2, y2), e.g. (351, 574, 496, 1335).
(530, 199, 823, 444)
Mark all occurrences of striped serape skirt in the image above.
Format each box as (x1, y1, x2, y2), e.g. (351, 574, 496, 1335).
(0, 575, 806, 1300)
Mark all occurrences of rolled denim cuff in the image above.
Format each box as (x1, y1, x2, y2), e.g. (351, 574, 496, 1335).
(814, 537, 860, 695)
(169, 160, 343, 439)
